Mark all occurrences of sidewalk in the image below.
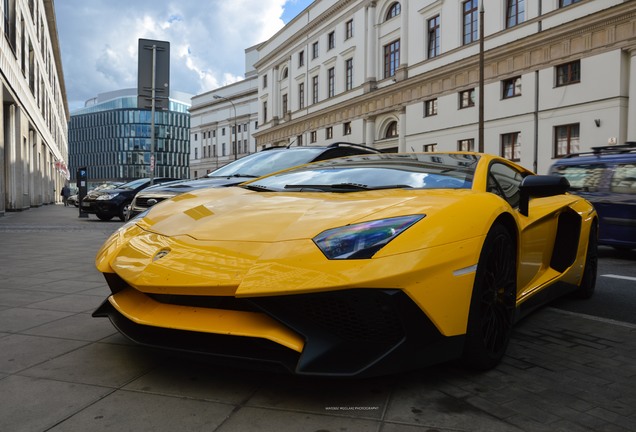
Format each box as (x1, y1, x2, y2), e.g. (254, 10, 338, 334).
(1, 204, 635, 432)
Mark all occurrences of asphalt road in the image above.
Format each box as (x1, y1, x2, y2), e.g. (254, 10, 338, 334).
(551, 246, 636, 325)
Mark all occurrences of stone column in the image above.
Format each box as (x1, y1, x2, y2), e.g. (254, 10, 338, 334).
(365, 2, 377, 92)
(396, 0, 408, 81)
(365, 116, 376, 147)
(627, 50, 636, 142)
(399, 109, 407, 152)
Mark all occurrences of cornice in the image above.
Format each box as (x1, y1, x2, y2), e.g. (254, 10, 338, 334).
(255, 2, 636, 144)
(254, 0, 359, 70)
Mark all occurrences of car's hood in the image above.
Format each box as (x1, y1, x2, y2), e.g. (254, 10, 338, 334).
(137, 186, 473, 242)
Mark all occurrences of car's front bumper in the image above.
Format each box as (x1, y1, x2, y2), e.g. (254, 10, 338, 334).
(93, 280, 465, 377)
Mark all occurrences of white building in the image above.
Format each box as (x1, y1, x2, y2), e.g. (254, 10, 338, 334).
(253, 0, 636, 174)
(0, 0, 69, 213)
(189, 46, 260, 178)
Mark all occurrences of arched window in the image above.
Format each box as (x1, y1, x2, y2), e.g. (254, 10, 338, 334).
(386, 2, 401, 21)
(282, 67, 288, 79)
(385, 121, 398, 138)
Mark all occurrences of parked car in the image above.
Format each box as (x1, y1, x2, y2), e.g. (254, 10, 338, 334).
(69, 182, 122, 208)
(127, 142, 380, 219)
(81, 177, 180, 221)
(94, 152, 597, 376)
(549, 142, 636, 250)
(67, 194, 79, 207)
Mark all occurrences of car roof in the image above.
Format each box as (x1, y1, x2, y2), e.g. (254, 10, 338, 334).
(552, 142, 636, 165)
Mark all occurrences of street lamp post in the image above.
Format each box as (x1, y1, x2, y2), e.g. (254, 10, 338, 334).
(213, 95, 238, 160)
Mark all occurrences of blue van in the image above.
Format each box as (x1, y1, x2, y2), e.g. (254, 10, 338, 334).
(550, 142, 636, 250)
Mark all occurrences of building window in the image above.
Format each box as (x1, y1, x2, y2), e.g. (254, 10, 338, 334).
(263, 74, 268, 88)
(383, 39, 400, 79)
(502, 76, 522, 99)
(556, 60, 581, 86)
(263, 101, 268, 123)
(282, 94, 288, 114)
(386, 121, 398, 138)
(312, 41, 319, 59)
(343, 122, 352, 135)
(310, 131, 317, 143)
(427, 15, 440, 59)
(502, 132, 521, 161)
(326, 127, 333, 139)
(222, 143, 226, 157)
(554, 124, 580, 157)
(345, 58, 353, 91)
(560, 0, 582, 7)
(282, 68, 288, 79)
(458, 139, 474, 151)
(328, 31, 335, 50)
(312, 76, 319, 104)
(424, 99, 437, 117)
(459, 89, 475, 108)
(297, 135, 303, 146)
(424, 144, 437, 152)
(386, 2, 401, 21)
(298, 82, 305, 109)
(345, 19, 354, 39)
(222, 128, 226, 136)
(298, 50, 304, 67)
(327, 67, 335, 98)
(194, 148, 198, 159)
(463, 0, 479, 45)
(506, 0, 525, 28)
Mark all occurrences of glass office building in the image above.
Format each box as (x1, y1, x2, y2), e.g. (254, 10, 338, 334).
(68, 89, 191, 185)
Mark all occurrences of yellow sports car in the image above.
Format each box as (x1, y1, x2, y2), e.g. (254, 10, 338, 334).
(93, 152, 598, 376)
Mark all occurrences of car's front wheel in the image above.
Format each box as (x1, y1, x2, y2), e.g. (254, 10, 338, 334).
(96, 213, 113, 221)
(462, 223, 517, 370)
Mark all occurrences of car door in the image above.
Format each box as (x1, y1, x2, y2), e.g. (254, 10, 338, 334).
(487, 162, 561, 299)
(598, 162, 636, 247)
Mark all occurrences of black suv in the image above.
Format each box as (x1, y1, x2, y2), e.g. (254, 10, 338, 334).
(81, 177, 180, 221)
(128, 142, 380, 219)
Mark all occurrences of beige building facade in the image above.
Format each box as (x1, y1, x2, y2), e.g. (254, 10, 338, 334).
(253, 0, 636, 174)
(0, 0, 68, 214)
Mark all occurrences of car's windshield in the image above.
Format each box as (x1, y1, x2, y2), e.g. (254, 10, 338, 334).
(243, 153, 477, 192)
(206, 148, 326, 178)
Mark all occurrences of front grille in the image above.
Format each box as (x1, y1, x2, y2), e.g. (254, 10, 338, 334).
(253, 289, 405, 345)
(135, 196, 168, 208)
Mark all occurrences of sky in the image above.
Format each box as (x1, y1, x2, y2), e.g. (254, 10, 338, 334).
(54, 0, 314, 112)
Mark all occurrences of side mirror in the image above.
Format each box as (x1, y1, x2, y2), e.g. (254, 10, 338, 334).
(519, 175, 570, 216)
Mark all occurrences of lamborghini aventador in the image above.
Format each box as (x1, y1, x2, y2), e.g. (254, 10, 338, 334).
(93, 152, 598, 376)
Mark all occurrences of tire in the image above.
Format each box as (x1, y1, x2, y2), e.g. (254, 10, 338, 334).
(462, 223, 517, 370)
(118, 203, 130, 221)
(97, 213, 113, 221)
(574, 223, 598, 299)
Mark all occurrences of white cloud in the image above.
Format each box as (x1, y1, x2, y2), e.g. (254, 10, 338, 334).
(55, 0, 310, 112)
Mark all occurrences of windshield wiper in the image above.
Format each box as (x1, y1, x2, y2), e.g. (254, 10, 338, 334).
(207, 173, 259, 179)
(283, 183, 413, 192)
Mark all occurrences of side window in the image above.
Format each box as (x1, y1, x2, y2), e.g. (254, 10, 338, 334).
(488, 163, 524, 208)
(611, 163, 636, 194)
(551, 164, 605, 192)
(314, 147, 360, 161)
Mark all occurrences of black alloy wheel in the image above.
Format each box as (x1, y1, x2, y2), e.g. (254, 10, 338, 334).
(462, 223, 517, 370)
